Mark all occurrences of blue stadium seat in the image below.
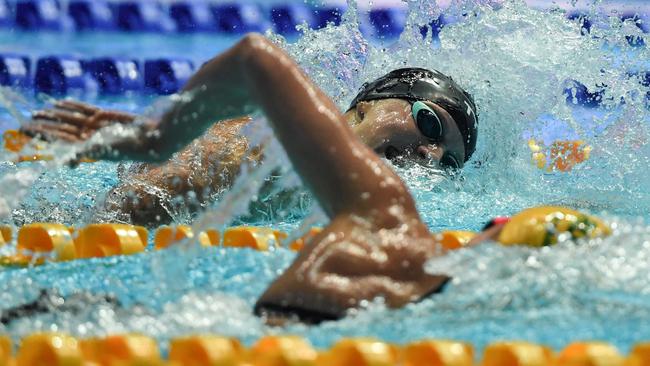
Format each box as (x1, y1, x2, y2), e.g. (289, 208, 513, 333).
(144, 58, 194, 95)
(68, 0, 115, 31)
(170, 1, 215, 32)
(113, 1, 175, 32)
(563, 79, 604, 108)
(367, 7, 407, 38)
(419, 15, 448, 40)
(211, 3, 267, 34)
(0, 54, 31, 88)
(312, 5, 346, 29)
(567, 12, 592, 36)
(0, 0, 12, 27)
(270, 3, 314, 36)
(34, 56, 88, 94)
(87, 58, 142, 94)
(15, 0, 63, 30)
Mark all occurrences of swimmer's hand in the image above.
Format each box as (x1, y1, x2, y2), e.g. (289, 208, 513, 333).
(22, 100, 137, 142)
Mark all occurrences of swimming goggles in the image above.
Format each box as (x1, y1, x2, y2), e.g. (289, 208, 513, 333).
(411, 101, 462, 169)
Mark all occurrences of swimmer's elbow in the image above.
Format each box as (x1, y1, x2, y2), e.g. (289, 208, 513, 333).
(235, 33, 279, 73)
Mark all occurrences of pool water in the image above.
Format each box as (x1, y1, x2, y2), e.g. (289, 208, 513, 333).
(1, 0, 650, 354)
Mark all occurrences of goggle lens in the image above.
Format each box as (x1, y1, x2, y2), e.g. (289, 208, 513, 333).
(412, 101, 443, 140)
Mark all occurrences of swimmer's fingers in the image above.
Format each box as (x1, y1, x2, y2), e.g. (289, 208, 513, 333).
(88, 110, 136, 128)
(31, 110, 89, 128)
(20, 120, 82, 142)
(54, 100, 100, 116)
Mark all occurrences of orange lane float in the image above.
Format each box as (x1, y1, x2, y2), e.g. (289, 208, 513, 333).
(0, 335, 11, 366)
(80, 334, 160, 366)
(529, 139, 591, 172)
(168, 336, 242, 366)
(556, 342, 624, 366)
(249, 335, 318, 366)
(320, 338, 400, 366)
(481, 341, 553, 366)
(222, 227, 288, 251)
(16, 223, 76, 262)
(3, 130, 31, 153)
(628, 343, 650, 366)
(288, 227, 323, 252)
(15, 333, 83, 366)
(154, 225, 219, 250)
(0, 226, 12, 245)
(74, 224, 148, 259)
(403, 340, 474, 366)
(436, 231, 477, 250)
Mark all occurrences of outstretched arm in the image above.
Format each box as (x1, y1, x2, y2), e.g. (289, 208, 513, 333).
(118, 34, 420, 221)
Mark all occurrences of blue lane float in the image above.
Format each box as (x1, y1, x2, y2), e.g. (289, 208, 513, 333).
(270, 3, 314, 36)
(367, 7, 407, 38)
(113, 1, 175, 32)
(86, 57, 142, 94)
(0, 54, 31, 88)
(15, 0, 63, 30)
(68, 0, 115, 31)
(144, 58, 194, 95)
(211, 3, 266, 34)
(169, 1, 215, 32)
(34, 55, 87, 94)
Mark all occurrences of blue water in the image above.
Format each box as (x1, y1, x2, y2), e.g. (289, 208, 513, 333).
(1, 0, 650, 355)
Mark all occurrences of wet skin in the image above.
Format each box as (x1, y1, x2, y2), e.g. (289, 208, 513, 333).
(27, 100, 464, 226)
(24, 33, 469, 321)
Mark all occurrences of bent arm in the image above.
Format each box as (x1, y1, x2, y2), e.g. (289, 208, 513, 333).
(144, 34, 418, 221)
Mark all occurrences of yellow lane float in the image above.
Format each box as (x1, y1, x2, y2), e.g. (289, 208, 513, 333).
(16, 333, 83, 366)
(80, 334, 160, 366)
(556, 342, 624, 366)
(74, 224, 148, 259)
(403, 340, 474, 366)
(16, 223, 76, 262)
(481, 341, 553, 366)
(498, 206, 611, 247)
(320, 338, 399, 366)
(169, 336, 242, 366)
(249, 336, 318, 366)
(222, 227, 288, 251)
(529, 139, 591, 172)
(154, 225, 219, 250)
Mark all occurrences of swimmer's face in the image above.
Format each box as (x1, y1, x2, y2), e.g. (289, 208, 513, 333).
(344, 98, 466, 167)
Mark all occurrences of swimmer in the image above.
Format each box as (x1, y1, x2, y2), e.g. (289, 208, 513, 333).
(21, 33, 478, 321)
(23, 54, 476, 227)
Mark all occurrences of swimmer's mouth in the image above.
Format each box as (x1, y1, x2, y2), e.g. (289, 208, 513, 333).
(383, 146, 435, 165)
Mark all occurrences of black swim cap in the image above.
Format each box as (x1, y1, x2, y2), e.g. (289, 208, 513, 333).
(348, 68, 478, 161)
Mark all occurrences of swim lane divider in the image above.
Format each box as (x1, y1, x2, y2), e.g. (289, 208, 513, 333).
(0, 223, 324, 267)
(1, 333, 648, 366)
(0, 205, 613, 267)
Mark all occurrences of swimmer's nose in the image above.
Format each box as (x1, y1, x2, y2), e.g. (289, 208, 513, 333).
(417, 145, 444, 161)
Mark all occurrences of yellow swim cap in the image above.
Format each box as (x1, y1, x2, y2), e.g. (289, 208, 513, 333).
(498, 206, 611, 247)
